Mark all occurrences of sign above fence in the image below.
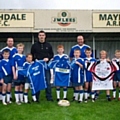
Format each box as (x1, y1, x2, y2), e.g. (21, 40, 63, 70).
(0, 13, 34, 27)
(93, 13, 120, 27)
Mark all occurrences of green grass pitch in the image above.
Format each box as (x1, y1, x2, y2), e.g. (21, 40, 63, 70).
(0, 88, 120, 120)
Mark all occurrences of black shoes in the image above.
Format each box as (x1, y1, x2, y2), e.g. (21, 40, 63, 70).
(107, 98, 111, 101)
(71, 97, 75, 102)
(57, 99, 60, 102)
(78, 101, 82, 103)
(47, 99, 54, 102)
(63, 98, 68, 100)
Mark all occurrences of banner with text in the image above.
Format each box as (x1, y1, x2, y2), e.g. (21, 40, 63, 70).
(93, 13, 120, 27)
(0, 13, 34, 27)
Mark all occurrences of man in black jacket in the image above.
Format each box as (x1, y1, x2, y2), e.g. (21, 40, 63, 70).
(31, 31, 54, 102)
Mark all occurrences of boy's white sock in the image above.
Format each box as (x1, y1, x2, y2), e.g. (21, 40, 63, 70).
(2, 93, 6, 103)
(63, 88, 67, 98)
(113, 89, 116, 98)
(84, 90, 88, 99)
(24, 93, 28, 103)
(75, 92, 79, 101)
(20, 91, 23, 102)
(15, 91, 19, 102)
(79, 90, 84, 102)
(32, 95, 37, 101)
(56, 88, 60, 99)
(7, 92, 10, 102)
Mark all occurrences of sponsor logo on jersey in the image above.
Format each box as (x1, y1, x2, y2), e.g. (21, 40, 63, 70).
(33, 71, 40, 76)
(32, 65, 39, 71)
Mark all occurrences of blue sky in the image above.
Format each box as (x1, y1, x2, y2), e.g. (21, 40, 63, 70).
(0, 0, 119, 9)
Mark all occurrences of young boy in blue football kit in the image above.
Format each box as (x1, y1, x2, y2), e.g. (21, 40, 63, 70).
(112, 50, 120, 100)
(18, 54, 47, 103)
(84, 48, 96, 102)
(0, 62, 2, 101)
(23, 53, 33, 103)
(71, 49, 85, 103)
(0, 49, 13, 105)
(12, 43, 26, 105)
(88, 50, 119, 101)
(0, 52, 3, 100)
(49, 45, 71, 101)
(0, 38, 18, 101)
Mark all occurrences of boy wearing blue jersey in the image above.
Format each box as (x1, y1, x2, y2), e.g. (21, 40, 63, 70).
(0, 84, 2, 101)
(0, 56, 2, 101)
(12, 43, 26, 105)
(84, 48, 96, 103)
(23, 54, 32, 103)
(69, 35, 91, 100)
(100, 51, 111, 101)
(88, 50, 113, 101)
(112, 50, 120, 100)
(71, 49, 84, 103)
(49, 45, 70, 101)
(18, 56, 47, 103)
(0, 37, 17, 101)
(0, 49, 13, 105)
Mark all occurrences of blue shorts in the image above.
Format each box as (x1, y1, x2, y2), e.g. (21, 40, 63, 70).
(113, 72, 120, 81)
(72, 82, 84, 87)
(85, 79, 92, 82)
(25, 77, 30, 84)
(85, 71, 93, 82)
(3, 75, 13, 84)
(14, 79, 25, 86)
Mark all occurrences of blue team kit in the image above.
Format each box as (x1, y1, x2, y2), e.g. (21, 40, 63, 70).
(70, 58, 85, 86)
(12, 53, 26, 82)
(0, 46, 18, 84)
(18, 60, 47, 95)
(69, 44, 91, 58)
(112, 58, 120, 81)
(1, 46, 120, 104)
(0, 59, 13, 84)
(0, 46, 18, 60)
(84, 57, 96, 82)
(48, 54, 71, 87)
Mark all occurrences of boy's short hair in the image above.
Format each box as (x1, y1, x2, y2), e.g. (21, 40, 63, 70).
(57, 45, 64, 49)
(115, 50, 120, 53)
(2, 49, 10, 54)
(16, 43, 25, 48)
(74, 49, 81, 52)
(26, 53, 33, 58)
(85, 48, 91, 52)
(100, 50, 107, 55)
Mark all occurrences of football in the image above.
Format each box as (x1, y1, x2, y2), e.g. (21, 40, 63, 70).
(58, 100, 70, 106)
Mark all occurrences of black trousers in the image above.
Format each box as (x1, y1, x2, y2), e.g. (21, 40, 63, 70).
(35, 70, 52, 101)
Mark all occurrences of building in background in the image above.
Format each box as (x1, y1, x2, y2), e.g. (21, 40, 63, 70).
(0, 10, 120, 58)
